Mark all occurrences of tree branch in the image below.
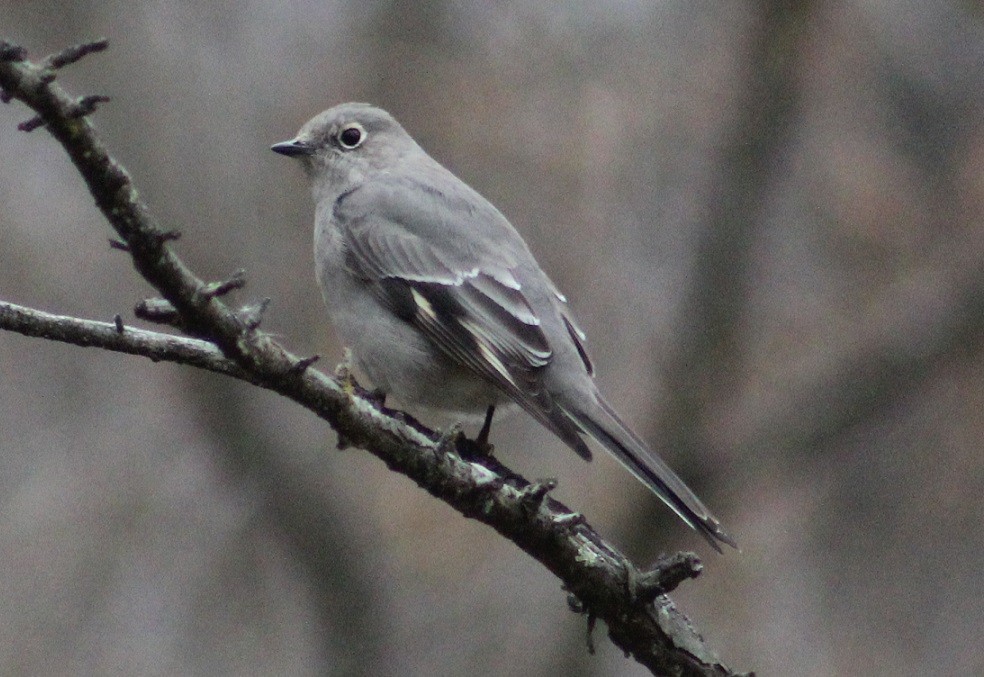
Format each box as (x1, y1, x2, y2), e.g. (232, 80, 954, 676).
(0, 39, 743, 676)
(0, 300, 245, 376)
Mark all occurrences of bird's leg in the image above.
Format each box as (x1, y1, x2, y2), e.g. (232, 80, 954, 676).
(476, 405, 496, 447)
(458, 405, 496, 459)
(334, 347, 357, 395)
(365, 388, 386, 408)
(333, 349, 389, 410)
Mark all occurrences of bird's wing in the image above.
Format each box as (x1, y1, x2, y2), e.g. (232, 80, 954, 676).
(336, 183, 590, 457)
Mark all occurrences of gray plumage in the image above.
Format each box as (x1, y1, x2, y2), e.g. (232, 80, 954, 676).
(272, 102, 735, 551)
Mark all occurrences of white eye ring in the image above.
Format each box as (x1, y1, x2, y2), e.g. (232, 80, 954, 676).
(337, 122, 366, 149)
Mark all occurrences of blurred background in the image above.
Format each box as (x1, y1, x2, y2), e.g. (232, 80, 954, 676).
(1, 2, 982, 675)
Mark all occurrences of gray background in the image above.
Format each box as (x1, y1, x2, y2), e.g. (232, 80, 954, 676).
(1, 2, 982, 676)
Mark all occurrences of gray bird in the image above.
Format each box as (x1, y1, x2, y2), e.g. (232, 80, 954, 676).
(272, 103, 735, 551)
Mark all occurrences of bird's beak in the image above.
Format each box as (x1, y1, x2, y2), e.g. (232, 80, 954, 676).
(270, 138, 315, 157)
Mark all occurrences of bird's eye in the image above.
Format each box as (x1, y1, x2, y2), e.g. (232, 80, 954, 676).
(338, 123, 365, 149)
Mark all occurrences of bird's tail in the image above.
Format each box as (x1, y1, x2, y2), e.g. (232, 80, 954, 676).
(560, 393, 736, 552)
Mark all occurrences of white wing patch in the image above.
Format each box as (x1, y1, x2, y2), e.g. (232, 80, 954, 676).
(489, 267, 522, 291)
(458, 318, 519, 387)
(410, 287, 437, 321)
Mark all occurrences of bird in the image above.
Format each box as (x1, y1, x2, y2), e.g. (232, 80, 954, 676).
(272, 103, 735, 551)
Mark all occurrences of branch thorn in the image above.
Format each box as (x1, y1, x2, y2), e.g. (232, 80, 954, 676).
(201, 269, 246, 299)
(152, 229, 182, 245)
(18, 116, 44, 132)
(518, 478, 557, 511)
(288, 353, 320, 376)
(70, 94, 111, 118)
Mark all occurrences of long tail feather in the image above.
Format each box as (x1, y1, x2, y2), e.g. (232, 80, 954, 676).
(561, 393, 736, 552)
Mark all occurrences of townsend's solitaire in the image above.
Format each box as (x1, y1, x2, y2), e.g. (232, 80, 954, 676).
(272, 103, 734, 551)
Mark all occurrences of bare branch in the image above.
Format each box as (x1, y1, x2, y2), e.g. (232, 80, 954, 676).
(0, 297, 733, 674)
(0, 39, 743, 675)
(45, 38, 109, 70)
(0, 300, 244, 377)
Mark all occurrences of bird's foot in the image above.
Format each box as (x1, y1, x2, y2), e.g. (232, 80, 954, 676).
(457, 404, 497, 458)
(334, 348, 359, 396)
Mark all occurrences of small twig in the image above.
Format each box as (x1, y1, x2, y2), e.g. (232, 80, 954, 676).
(632, 553, 704, 604)
(45, 38, 109, 70)
(134, 297, 180, 326)
(108, 237, 130, 251)
(201, 269, 247, 299)
(288, 353, 321, 375)
(70, 94, 110, 118)
(18, 115, 43, 132)
(113, 314, 125, 334)
(153, 229, 182, 244)
(518, 478, 557, 511)
(0, 300, 241, 377)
